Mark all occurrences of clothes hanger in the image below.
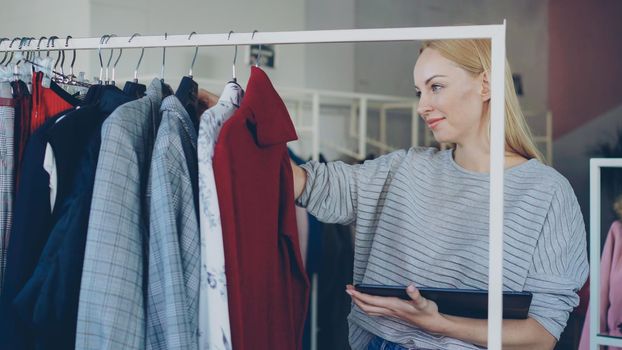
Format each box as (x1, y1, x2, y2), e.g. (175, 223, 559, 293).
(15, 37, 35, 80)
(228, 30, 238, 84)
(36, 36, 47, 60)
(251, 30, 263, 68)
(46, 36, 59, 63)
(111, 43, 122, 86)
(121, 33, 146, 98)
(103, 34, 117, 85)
(217, 31, 244, 107)
(4, 38, 21, 67)
(64, 36, 78, 84)
(11, 38, 27, 81)
(0, 38, 9, 66)
(43, 36, 82, 106)
(97, 34, 110, 84)
(160, 32, 166, 83)
(175, 31, 199, 120)
(53, 36, 90, 99)
(129, 33, 144, 83)
(159, 32, 173, 96)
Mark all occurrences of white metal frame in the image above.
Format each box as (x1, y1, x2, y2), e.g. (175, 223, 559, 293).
(589, 158, 622, 349)
(1, 24, 508, 349)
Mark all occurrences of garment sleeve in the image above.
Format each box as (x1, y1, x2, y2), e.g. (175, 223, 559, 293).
(599, 221, 621, 334)
(524, 181, 589, 340)
(295, 150, 407, 226)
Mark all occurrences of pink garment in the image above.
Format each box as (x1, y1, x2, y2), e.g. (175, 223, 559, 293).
(296, 206, 309, 268)
(579, 220, 622, 350)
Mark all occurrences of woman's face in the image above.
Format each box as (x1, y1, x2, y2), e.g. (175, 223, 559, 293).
(413, 48, 489, 146)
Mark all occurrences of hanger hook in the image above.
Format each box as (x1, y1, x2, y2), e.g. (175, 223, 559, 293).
(98, 34, 110, 83)
(188, 31, 198, 77)
(129, 33, 144, 82)
(23, 37, 34, 62)
(15, 37, 27, 65)
(51, 38, 62, 72)
(6, 37, 21, 66)
(109, 35, 123, 85)
(65, 36, 76, 78)
(251, 30, 262, 67)
(37, 36, 47, 58)
(58, 42, 65, 76)
(28, 37, 36, 61)
(0, 38, 9, 66)
(46, 36, 58, 57)
(103, 34, 117, 84)
(160, 32, 167, 81)
(228, 31, 237, 81)
(12, 38, 26, 67)
(18, 37, 27, 50)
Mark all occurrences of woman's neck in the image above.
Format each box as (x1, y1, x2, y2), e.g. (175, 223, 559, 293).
(453, 144, 527, 173)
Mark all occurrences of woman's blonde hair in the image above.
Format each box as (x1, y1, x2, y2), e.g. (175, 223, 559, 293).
(420, 39, 544, 162)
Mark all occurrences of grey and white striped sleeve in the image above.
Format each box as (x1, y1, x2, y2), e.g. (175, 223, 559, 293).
(524, 180, 589, 340)
(296, 150, 407, 226)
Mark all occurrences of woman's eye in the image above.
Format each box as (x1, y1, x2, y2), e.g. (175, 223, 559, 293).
(431, 84, 443, 93)
(415, 90, 421, 98)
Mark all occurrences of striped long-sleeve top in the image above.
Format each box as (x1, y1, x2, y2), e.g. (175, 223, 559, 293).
(296, 147, 588, 350)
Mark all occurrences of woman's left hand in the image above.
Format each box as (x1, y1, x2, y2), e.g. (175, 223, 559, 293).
(345, 284, 451, 335)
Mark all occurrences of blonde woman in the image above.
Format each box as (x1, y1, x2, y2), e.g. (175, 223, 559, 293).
(291, 39, 588, 349)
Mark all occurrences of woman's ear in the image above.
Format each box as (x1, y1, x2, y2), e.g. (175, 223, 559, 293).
(480, 71, 491, 102)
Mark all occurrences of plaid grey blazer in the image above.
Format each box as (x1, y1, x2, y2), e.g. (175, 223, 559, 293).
(76, 79, 163, 350)
(146, 95, 200, 350)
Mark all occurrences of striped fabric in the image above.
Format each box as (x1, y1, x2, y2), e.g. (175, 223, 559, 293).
(297, 147, 588, 350)
(0, 82, 14, 293)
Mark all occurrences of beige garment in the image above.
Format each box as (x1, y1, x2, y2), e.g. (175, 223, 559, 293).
(295, 205, 309, 268)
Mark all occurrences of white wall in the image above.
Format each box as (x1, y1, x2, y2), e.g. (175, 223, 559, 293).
(304, 0, 355, 91)
(0, 0, 92, 76)
(354, 0, 549, 120)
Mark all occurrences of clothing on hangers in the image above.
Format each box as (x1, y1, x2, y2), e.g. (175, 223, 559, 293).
(76, 78, 165, 350)
(0, 114, 65, 350)
(213, 66, 309, 350)
(197, 81, 243, 350)
(0, 81, 137, 350)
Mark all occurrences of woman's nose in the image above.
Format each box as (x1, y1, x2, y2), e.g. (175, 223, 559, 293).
(416, 94, 432, 116)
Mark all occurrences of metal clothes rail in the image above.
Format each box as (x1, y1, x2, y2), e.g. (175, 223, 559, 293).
(1, 24, 508, 349)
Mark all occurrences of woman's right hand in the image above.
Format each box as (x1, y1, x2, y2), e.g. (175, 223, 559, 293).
(290, 159, 307, 200)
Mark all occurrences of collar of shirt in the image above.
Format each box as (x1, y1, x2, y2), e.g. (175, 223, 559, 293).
(242, 66, 297, 147)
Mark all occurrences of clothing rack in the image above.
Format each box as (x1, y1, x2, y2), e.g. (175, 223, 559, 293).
(0, 24, 509, 349)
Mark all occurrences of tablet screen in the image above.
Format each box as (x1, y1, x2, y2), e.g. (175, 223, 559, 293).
(354, 284, 532, 319)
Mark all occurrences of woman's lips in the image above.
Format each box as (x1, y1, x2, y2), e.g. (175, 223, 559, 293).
(426, 117, 445, 129)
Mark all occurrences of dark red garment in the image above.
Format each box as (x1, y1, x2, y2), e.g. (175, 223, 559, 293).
(213, 67, 309, 350)
(13, 73, 75, 188)
(31, 72, 75, 134)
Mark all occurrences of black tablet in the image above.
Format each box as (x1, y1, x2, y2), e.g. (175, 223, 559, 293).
(354, 284, 532, 319)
